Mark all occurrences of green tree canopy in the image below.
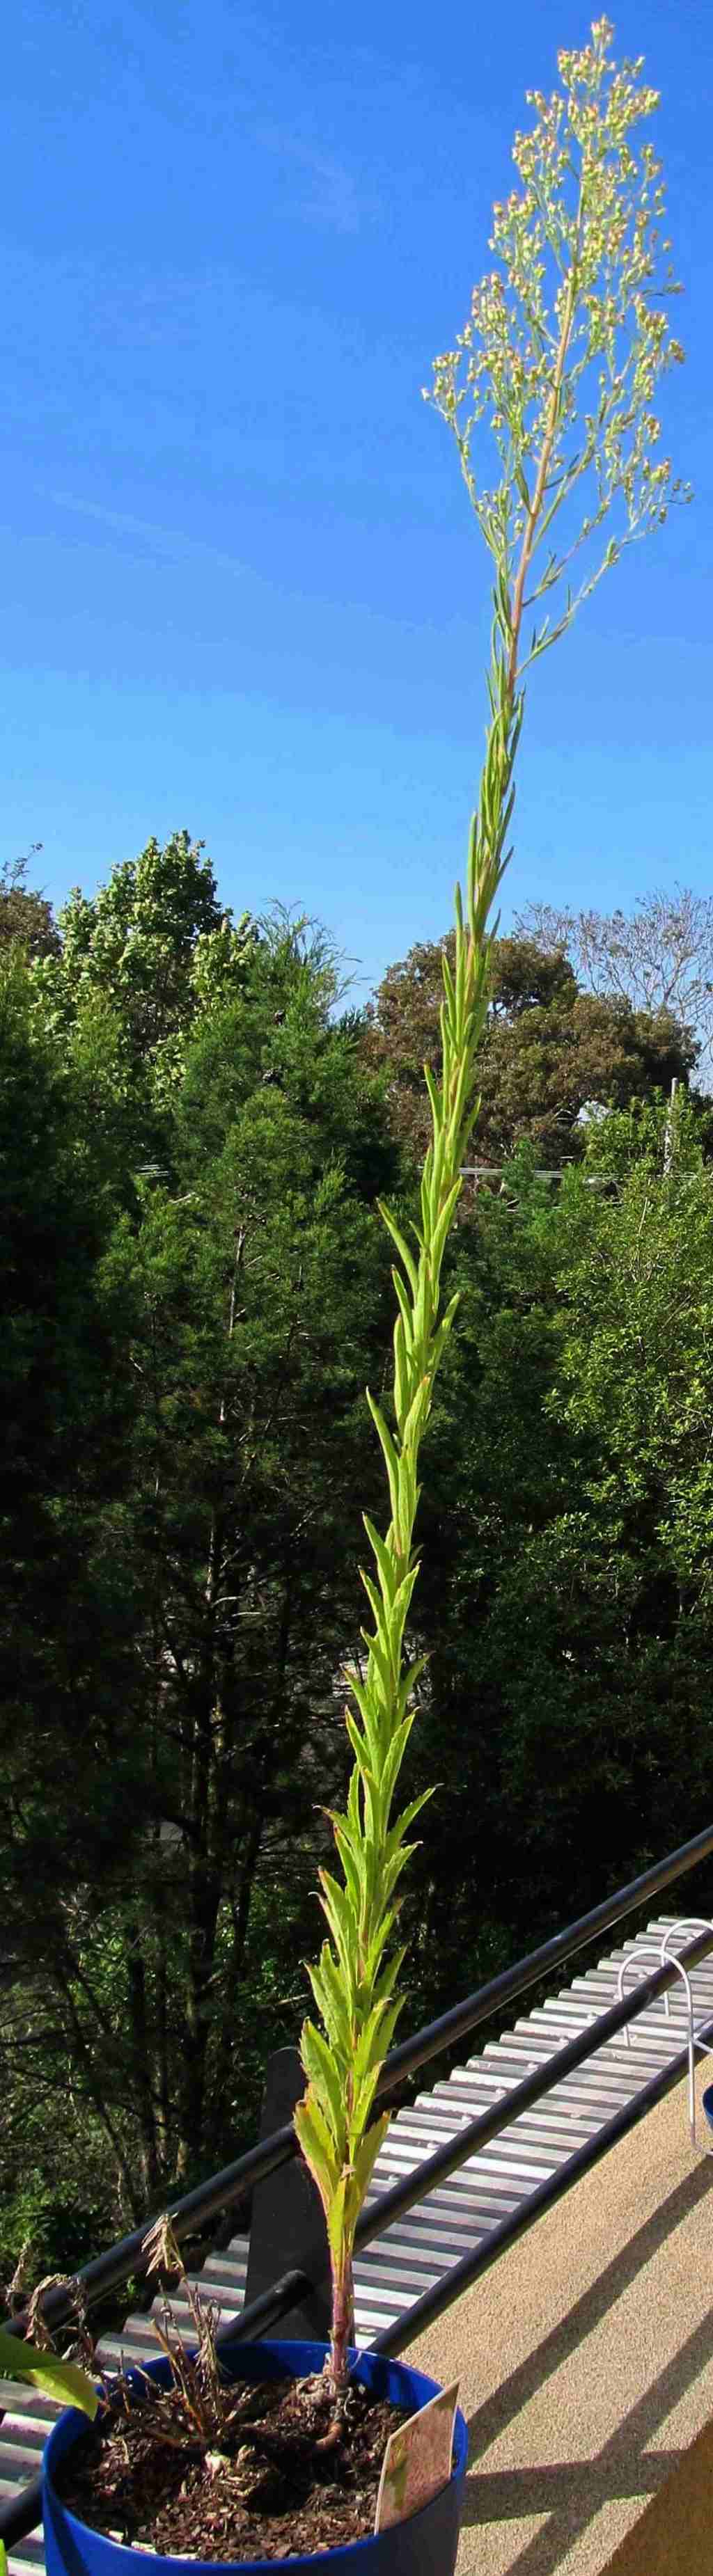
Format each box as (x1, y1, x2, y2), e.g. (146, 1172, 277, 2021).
(400, 1119, 713, 2003)
(35, 830, 253, 1062)
(0, 851, 59, 963)
(4, 835, 712, 2284)
(1, 856, 404, 2237)
(364, 931, 697, 1167)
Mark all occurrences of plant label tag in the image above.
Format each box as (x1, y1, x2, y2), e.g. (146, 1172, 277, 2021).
(374, 2380, 460, 2533)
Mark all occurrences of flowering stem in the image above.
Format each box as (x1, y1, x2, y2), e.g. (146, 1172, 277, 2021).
(508, 223, 580, 695)
(293, 15, 687, 2394)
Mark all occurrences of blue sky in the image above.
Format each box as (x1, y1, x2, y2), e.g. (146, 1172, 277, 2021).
(3, 0, 710, 999)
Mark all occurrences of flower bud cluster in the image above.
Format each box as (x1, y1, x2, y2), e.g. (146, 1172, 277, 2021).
(424, 17, 689, 679)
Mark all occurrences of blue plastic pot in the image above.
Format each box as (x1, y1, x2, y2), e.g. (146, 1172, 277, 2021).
(43, 2341, 469, 2576)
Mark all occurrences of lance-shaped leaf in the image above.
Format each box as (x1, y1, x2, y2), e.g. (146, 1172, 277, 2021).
(370, 1943, 407, 2014)
(362, 1512, 398, 1606)
(365, 1389, 401, 1533)
(347, 2112, 392, 2220)
(423, 1059, 443, 1136)
(318, 1870, 359, 1991)
(299, 2020, 348, 2155)
(362, 1905, 399, 1984)
(441, 945, 457, 1026)
(430, 1178, 463, 1277)
(429, 1290, 461, 1379)
(359, 1564, 394, 1650)
(329, 1812, 365, 1913)
(386, 1785, 437, 1859)
(0, 2328, 98, 2419)
(377, 1711, 416, 1817)
(347, 1762, 362, 1839)
(345, 1711, 379, 1803)
(351, 1991, 405, 2096)
(294, 2089, 340, 2215)
(347, 1661, 385, 1755)
(326, 2172, 350, 2266)
(393, 1313, 409, 1428)
(400, 1378, 432, 1455)
(387, 1560, 421, 1643)
(376, 1202, 418, 1299)
(379, 1835, 422, 1910)
(306, 1949, 352, 2058)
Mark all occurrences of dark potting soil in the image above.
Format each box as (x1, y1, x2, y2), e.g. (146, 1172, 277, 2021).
(56, 2371, 406, 2561)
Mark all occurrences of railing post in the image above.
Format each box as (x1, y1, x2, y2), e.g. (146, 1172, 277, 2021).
(244, 2046, 331, 2341)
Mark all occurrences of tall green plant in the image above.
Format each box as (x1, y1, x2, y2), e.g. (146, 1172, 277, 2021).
(295, 15, 689, 2387)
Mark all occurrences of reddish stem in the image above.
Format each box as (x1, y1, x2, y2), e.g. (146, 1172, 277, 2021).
(507, 253, 579, 700)
(329, 2254, 354, 2391)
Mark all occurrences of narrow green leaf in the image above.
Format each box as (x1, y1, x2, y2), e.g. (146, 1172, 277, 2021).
(299, 2021, 348, 2153)
(365, 1389, 401, 1531)
(359, 1563, 391, 1641)
(427, 1138, 447, 1238)
(389, 1561, 421, 1639)
(386, 1785, 437, 1849)
(376, 1202, 418, 1299)
(379, 1712, 416, 1815)
(361, 1759, 380, 1856)
(393, 1313, 409, 1428)
(352, 1991, 405, 2093)
(306, 1958, 350, 2057)
(345, 1706, 379, 1787)
(431, 1179, 463, 1274)
(326, 2172, 350, 2263)
(347, 1764, 361, 1840)
(349, 2113, 391, 2214)
(362, 1512, 398, 1607)
(331, 1817, 364, 1911)
(363, 1906, 398, 1979)
(318, 1870, 358, 1984)
(363, 1625, 393, 1710)
(400, 1377, 431, 1453)
(430, 1290, 460, 1375)
(380, 1841, 417, 1906)
(350, 2067, 381, 2140)
(391, 1262, 414, 1349)
(294, 2090, 340, 2211)
(0, 2329, 98, 2420)
(393, 1654, 428, 1725)
(371, 1943, 407, 2011)
(346, 1664, 383, 1748)
(441, 947, 456, 1025)
(423, 1059, 443, 1135)
(307, 1944, 352, 2056)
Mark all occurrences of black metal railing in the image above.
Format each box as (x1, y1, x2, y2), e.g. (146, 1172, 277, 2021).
(3, 1815, 713, 2553)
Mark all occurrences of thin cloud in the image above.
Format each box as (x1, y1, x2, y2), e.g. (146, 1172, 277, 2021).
(256, 124, 376, 235)
(46, 489, 250, 578)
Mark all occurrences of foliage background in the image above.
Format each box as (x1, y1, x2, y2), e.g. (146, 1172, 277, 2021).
(3, 841, 713, 2286)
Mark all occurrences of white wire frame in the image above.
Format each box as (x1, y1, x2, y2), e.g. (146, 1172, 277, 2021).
(616, 1918, 713, 2149)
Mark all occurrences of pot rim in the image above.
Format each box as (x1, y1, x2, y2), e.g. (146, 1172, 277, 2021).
(43, 2340, 468, 2574)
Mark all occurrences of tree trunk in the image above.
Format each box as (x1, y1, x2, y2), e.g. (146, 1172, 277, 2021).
(209, 1815, 264, 2128)
(52, 1966, 143, 2220)
(126, 1934, 161, 2197)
